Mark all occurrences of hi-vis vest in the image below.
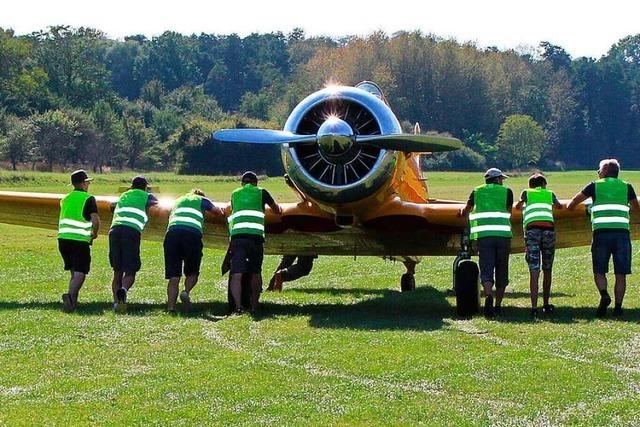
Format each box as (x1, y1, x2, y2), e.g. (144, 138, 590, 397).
(522, 187, 554, 229)
(591, 178, 630, 231)
(168, 194, 205, 234)
(469, 184, 513, 240)
(229, 184, 265, 238)
(111, 189, 150, 233)
(58, 190, 93, 243)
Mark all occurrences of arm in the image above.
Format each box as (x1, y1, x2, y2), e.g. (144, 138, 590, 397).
(90, 213, 100, 240)
(552, 194, 564, 210)
(566, 192, 588, 210)
(269, 201, 282, 215)
(628, 185, 640, 211)
(263, 189, 282, 215)
(514, 190, 526, 211)
(458, 191, 474, 217)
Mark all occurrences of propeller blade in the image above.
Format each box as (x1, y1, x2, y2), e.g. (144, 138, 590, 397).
(212, 129, 316, 146)
(356, 134, 462, 153)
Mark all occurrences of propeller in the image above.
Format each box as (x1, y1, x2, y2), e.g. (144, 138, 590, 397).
(212, 121, 462, 153)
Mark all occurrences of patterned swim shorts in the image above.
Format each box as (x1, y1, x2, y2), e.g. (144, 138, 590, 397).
(525, 228, 556, 271)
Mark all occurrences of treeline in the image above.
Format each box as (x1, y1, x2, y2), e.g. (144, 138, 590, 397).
(1, 26, 640, 174)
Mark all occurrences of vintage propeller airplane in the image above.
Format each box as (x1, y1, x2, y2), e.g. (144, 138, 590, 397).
(1, 81, 637, 315)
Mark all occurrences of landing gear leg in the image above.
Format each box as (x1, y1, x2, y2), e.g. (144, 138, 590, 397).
(400, 260, 416, 292)
(454, 228, 480, 317)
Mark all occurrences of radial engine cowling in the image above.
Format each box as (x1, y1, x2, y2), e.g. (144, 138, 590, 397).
(282, 86, 400, 205)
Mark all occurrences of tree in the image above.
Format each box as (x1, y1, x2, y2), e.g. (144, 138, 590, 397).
(119, 115, 158, 169)
(30, 109, 80, 171)
(0, 115, 35, 169)
(89, 100, 123, 172)
(495, 115, 546, 168)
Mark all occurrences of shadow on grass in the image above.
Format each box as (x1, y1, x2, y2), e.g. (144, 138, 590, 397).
(254, 285, 452, 331)
(489, 305, 640, 324)
(504, 291, 574, 299)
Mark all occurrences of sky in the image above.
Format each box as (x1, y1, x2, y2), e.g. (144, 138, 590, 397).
(2, 0, 639, 58)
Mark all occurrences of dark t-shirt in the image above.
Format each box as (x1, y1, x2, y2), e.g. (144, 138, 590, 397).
(580, 181, 637, 203)
(82, 196, 98, 221)
(230, 189, 276, 243)
(466, 187, 514, 211)
(169, 197, 215, 236)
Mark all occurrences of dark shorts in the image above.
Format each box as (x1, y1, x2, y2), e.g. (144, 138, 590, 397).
(109, 226, 141, 274)
(229, 237, 264, 274)
(163, 229, 203, 279)
(592, 230, 632, 275)
(525, 228, 556, 271)
(58, 239, 91, 274)
(477, 237, 510, 288)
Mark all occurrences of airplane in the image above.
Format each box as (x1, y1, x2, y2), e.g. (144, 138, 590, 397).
(1, 81, 637, 315)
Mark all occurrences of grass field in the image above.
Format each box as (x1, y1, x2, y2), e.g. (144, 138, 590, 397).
(1, 171, 640, 425)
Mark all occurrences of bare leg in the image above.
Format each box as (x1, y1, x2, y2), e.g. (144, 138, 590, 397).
(542, 269, 552, 307)
(250, 273, 263, 311)
(230, 273, 243, 311)
(495, 287, 506, 307)
(167, 277, 180, 311)
(529, 270, 540, 309)
(122, 273, 136, 290)
(68, 271, 86, 306)
(614, 274, 626, 306)
(594, 273, 608, 293)
(184, 274, 199, 293)
(112, 270, 123, 301)
(482, 282, 494, 299)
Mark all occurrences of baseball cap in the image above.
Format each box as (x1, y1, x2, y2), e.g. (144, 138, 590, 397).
(241, 171, 258, 183)
(484, 168, 508, 179)
(70, 169, 93, 185)
(131, 176, 149, 190)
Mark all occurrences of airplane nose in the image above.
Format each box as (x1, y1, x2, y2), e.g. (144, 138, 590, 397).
(317, 117, 355, 158)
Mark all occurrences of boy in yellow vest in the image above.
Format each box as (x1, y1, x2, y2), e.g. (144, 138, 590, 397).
(515, 173, 564, 318)
(227, 171, 281, 313)
(58, 170, 100, 312)
(567, 159, 640, 317)
(109, 176, 158, 311)
(164, 189, 221, 312)
(459, 168, 513, 318)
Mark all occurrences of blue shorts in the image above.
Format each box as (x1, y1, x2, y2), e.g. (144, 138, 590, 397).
(591, 230, 632, 275)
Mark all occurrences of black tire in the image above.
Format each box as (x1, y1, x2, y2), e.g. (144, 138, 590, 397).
(400, 273, 416, 292)
(455, 259, 480, 317)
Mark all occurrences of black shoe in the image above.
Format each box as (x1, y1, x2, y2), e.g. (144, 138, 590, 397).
(530, 308, 538, 319)
(62, 293, 74, 313)
(542, 304, 555, 315)
(116, 287, 127, 304)
(494, 305, 503, 317)
(484, 296, 494, 318)
(613, 306, 623, 318)
(596, 295, 612, 318)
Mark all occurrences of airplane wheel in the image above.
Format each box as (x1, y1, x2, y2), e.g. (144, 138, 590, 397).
(400, 273, 416, 292)
(455, 259, 480, 317)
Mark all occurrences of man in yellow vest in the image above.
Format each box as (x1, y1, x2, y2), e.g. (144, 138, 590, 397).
(227, 171, 281, 314)
(164, 189, 221, 313)
(567, 159, 640, 317)
(58, 170, 100, 312)
(459, 168, 513, 318)
(515, 173, 564, 318)
(109, 176, 158, 312)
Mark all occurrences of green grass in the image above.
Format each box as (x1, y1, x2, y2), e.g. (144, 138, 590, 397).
(1, 171, 640, 425)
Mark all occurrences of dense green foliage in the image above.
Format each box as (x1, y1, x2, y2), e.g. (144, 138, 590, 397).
(2, 26, 640, 174)
(0, 172, 639, 424)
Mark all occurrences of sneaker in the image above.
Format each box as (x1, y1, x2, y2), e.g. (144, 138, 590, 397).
(115, 288, 127, 314)
(112, 302, 119, 312)
(596, 294, 612, 318)
(530, 308, 538, 319)
(180, 291, 191, 312)
(62, 293, 74, 313)
(484, 296, 495, 318)
(231, 308, 244, 316)
(613, 306, 623, 318)
(542, 304, 555, 315)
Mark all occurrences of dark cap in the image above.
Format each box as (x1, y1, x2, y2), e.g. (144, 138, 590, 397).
(131, 176, 149, 190)
(70, 169, 92, 185)
(241, 171, 258, 184)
